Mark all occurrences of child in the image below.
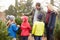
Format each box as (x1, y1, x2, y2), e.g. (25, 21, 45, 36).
(32, 14, 45, 40)
(20, 16, 31, 40)
(7, 15, 19, 40)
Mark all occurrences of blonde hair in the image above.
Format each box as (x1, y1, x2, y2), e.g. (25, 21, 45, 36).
(7, 20, 11, 27)
(47, 4, 53, 11)
(47, 4, 58, 14)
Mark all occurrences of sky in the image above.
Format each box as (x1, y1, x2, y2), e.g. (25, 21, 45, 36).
(0, 0, 59, 12)
(0, 0, 15, 11)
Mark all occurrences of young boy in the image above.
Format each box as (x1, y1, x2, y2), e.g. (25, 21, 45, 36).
(32, 14, 45, 40)
(7, 15, 19, 40)
(20, 16, 31, 40)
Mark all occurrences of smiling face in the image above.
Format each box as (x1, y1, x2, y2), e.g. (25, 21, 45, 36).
(36, 5, 40, 10)
(36, 3, 41, 10)
(47, 4, 53, 11)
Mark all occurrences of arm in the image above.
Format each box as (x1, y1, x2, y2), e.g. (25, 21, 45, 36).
(12, 24, 19, 32)
(25, 9, 35, 16)
(32, 22, 36, 34)
(42, 23, 45, 36)
(42, 10, 46, 22)
(28, 23, 31, 30)
(43, 23, 45, 34)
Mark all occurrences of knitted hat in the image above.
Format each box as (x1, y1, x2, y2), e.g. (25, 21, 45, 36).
(9, 15, 15, 21)
(37, 14, 43, 20)
(6, 15, 15, 21)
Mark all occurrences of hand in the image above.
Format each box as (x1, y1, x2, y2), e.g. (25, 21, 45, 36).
(42, 34, 45, 37)
(50, 26, 53, 31)
(17, 25, 20, 28)
(31, 34, 34, 37)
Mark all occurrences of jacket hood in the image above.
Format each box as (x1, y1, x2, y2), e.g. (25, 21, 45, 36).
(21, 16, 28, 22)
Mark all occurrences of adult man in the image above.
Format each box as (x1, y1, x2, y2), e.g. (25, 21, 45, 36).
(26, 3, 45, 23)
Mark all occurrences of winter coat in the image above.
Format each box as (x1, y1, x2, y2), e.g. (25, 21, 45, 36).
(32, 21, 45, 36)
(48, 11, 57, 29)
(8, 23, 19, 38)
(20, 16, 31, 36)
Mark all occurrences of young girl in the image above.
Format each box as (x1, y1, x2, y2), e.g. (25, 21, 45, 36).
(20, 16, 31, 40)
(32, 14, 45, 40)
(7, 15, 19, 40)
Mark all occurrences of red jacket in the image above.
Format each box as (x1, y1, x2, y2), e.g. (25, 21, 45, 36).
(45, 10, 51, 24)
(20, 16, 31, 36)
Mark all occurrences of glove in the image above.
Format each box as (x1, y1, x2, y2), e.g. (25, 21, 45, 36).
(32, 34, 34, 37)
(49, 26, 53, 31)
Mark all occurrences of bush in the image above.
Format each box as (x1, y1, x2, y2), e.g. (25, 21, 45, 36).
(15, 17, 22, 25)
(54, 20, 60, 40)
(15, 17, 22, 34)
(28, 16, 33, 27)
(0, 20, 12, 40)
(15, 17, 22, 40)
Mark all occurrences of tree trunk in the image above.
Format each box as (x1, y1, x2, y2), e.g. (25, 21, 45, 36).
(50, 0, 54, 5)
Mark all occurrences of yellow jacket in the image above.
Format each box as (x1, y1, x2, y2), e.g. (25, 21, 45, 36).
(32, 21, 45, 36)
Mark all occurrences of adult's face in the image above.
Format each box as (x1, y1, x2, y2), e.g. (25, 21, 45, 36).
(36, 6, 40, 10)
(47, 5, 53, 11)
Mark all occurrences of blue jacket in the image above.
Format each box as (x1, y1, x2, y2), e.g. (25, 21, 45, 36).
(8, 23, 19, 38)
(48, 11, 57, 29)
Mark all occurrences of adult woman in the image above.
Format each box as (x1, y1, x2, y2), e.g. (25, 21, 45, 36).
(45, 4, 57, 40)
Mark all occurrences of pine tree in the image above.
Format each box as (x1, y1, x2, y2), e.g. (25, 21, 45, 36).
(0, 20, 12, 40)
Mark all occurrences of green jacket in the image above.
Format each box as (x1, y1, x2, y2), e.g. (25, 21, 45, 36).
(26, 8, 45, 23)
